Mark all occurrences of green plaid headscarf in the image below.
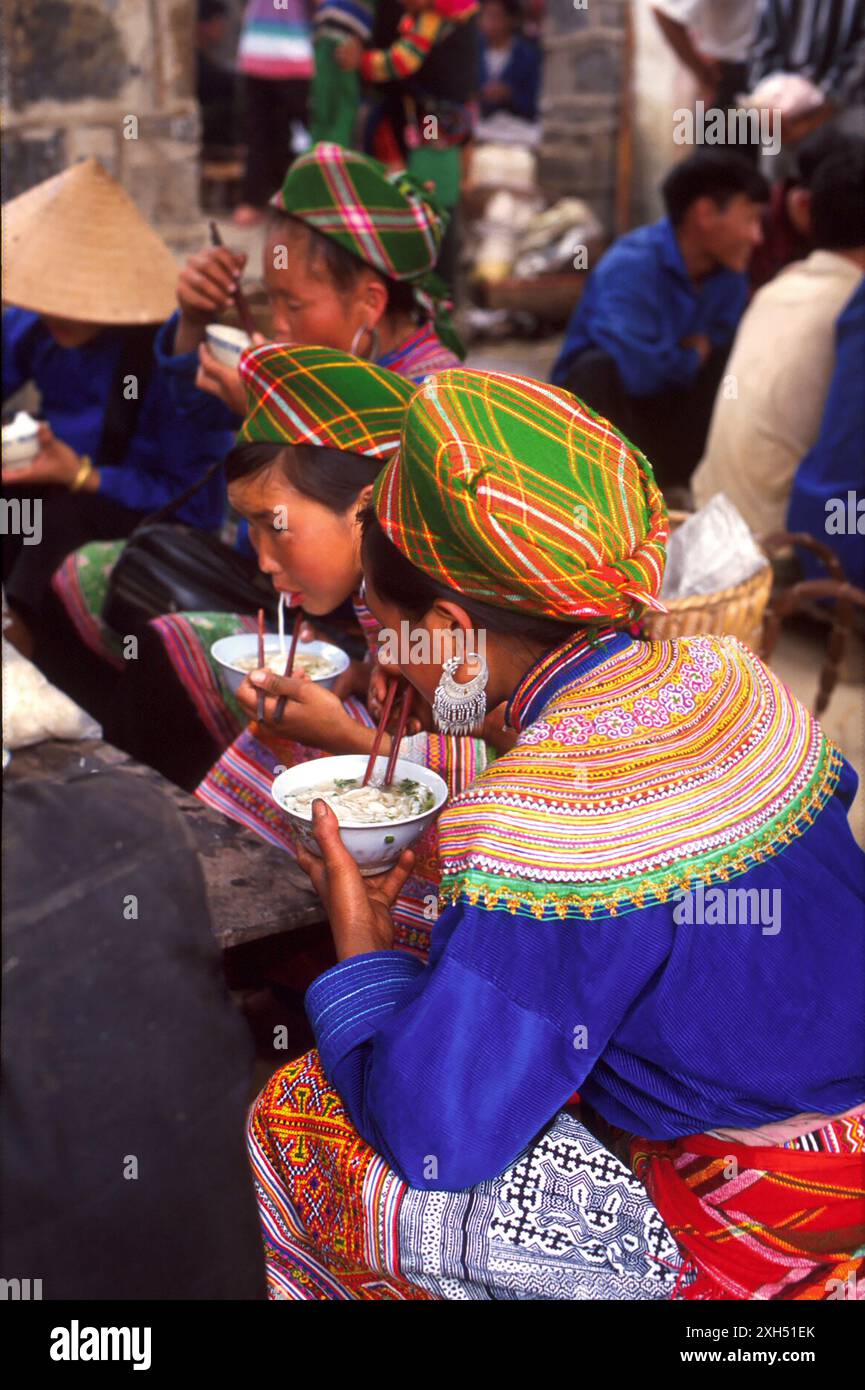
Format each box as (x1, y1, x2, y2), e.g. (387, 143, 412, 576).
(237, 343, 415, 456)
(272, 141, 464, 359)
(373, 369, 669, 624)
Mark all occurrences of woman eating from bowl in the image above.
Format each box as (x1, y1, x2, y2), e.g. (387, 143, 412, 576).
(53, 142, 462, 782)
(197, 343, 502, 958)
(248, 367, 865, 1302)
(1, 158, 232, 652)
(191, 139, 463, 409)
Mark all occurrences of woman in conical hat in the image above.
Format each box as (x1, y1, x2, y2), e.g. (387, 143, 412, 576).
(1, 158, 233, 645)
(51, 142, 463, 774)
(248, 368, 865, 1302)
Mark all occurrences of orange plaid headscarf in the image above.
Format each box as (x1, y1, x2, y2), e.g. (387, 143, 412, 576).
(373, 369, 668, 624)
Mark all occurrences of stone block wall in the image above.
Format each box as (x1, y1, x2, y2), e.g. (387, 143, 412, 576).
(1, 0, 202, 253)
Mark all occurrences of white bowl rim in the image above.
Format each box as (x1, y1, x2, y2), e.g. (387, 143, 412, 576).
(272, 756, 448, 830)
(2, 423, 40, 441)
(212, 633, 351, 677)
(205, 323, 251, 347)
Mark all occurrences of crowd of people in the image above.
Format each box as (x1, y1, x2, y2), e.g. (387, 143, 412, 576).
(2, 0, 864, 1307)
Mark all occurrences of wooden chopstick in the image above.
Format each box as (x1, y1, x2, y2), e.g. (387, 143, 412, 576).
(208, 219, 257, 340)
(256, 607, 266, 723)
(273, 610, 303, 725)
(362, 678, 397, 786)
(383, 686, 413, 786)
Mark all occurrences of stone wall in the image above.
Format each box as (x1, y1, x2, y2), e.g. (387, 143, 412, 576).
(538, 0, 629, 234)
(1, 0, 202, 252)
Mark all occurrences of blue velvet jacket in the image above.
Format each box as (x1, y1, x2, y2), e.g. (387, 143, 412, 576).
(305, 631, 865, 1190)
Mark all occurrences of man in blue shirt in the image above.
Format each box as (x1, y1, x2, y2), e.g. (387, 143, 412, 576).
(553, 151, 768, 490)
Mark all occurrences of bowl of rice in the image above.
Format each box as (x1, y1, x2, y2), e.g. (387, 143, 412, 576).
(212, 632, 351, 697)
(272, 753, 448, 875)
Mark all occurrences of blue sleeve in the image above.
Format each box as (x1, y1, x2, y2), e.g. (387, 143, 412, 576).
(709, 274, 748, 349)
(787, 282, 865, 586)
(554, 255, 701, 396)
(305, 901, 665, 1190)
(96, 372, 231, 528)
(507, 40, 541, 121)
(2, 308, 41, 402)
(153, 312, 240, 432)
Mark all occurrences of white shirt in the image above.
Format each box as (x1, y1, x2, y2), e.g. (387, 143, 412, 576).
(691, 250, 864, 538)
(654, 0, 759, 62)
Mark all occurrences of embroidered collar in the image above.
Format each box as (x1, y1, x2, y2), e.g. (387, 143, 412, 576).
(505, 626, 634, 733)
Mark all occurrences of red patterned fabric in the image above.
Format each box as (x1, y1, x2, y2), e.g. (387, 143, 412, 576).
(632, 1120, 865, 1300)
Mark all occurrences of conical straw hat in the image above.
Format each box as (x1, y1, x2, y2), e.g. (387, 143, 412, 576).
(2, 158, 179, 324)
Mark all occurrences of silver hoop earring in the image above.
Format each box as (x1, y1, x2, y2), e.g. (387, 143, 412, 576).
(350, 322, 379, 360)
(432, 656, 489, 735)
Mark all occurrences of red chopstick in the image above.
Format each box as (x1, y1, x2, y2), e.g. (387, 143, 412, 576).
(209, 220, 257, 340)
(256, 607, 266, 722)
(383, 686, 413, 785)
(273, 610, 303, 725)
(362, 678, 397, 785)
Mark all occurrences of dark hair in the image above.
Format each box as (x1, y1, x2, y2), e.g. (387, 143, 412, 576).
(361, 505, 587, 649)
(810, 141, 865, 250)
(795, 127, 858, 187)
(225, 441, 384, 512)
(483, 0, 523, 19)
(267, 209, 418, 318)
(661, 151, 769, 227)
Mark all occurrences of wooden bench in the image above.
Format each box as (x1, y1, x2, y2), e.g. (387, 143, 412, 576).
(5, 738, 326, 955)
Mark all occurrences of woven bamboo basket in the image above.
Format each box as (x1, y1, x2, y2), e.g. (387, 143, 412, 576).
(644, 512, 773, 650)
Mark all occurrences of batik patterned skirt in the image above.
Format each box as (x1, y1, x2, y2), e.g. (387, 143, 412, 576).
(248, 1050, 683, 1301)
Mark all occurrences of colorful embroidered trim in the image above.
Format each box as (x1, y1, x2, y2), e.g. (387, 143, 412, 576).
(438, 634, 842, 920)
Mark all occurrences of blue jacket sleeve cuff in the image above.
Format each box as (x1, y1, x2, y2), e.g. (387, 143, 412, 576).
(305, 951, 426, 1076)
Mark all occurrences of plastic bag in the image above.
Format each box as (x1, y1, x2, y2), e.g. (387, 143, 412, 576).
(2, 638, 102, 750)
(661, 494, 769, 600)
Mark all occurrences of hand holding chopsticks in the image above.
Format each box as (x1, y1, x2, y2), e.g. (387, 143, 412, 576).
(208, 219, 258, 340)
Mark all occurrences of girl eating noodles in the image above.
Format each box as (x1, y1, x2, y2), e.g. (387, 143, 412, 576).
(199, 343, 502, 959)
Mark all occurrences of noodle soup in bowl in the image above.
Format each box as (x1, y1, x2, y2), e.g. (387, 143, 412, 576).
(272, 754, 448, 876)
(212, 632, 351, 697)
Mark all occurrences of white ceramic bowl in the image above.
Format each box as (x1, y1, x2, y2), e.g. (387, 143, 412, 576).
(205, 322, 251, 368)
(211, 632, 351, 697)
(2, 414, 40, 470)
(272, 753, 448, 876)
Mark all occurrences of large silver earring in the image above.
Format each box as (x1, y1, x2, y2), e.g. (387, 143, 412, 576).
(432, 656, 488, 735)
(350, 322, 379, 360)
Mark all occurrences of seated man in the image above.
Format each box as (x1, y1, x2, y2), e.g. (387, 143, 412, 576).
(786, 279, 865, 587)
(692, 141, 865, 539)
(552, 151, 768, 490)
